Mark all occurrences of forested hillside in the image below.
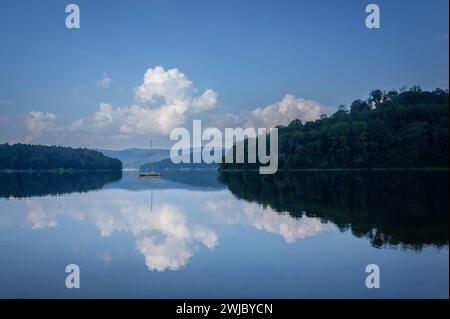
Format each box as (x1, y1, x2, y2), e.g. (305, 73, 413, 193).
(220, 87, 449, 169)
(0, 144, 122, 170)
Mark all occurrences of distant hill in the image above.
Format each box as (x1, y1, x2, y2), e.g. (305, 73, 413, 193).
(0, 143, 122, 171)
(97, 148, 170, 168)
(140, 147, 223, 171)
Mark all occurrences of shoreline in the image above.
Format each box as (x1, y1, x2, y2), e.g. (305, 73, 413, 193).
(218, 167, 449, 172)
(0, 169, 122, 174)
(1, 167, 448, 174)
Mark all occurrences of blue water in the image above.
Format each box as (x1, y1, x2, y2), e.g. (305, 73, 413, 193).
(0, 171, 448, 298)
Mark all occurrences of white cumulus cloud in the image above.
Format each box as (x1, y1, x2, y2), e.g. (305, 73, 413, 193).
(242, 94, 324, 129)
(97, 73, 112, 88)
(22, 66, 333, 147)
(74, 66, 218, 136)
(25, 111, 57, 143)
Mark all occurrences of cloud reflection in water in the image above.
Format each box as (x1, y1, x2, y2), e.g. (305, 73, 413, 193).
(10, 188, 334, 272)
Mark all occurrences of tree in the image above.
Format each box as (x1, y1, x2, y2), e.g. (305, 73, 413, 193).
(369, 89, 384, 107)
(350, 99, 371, 113)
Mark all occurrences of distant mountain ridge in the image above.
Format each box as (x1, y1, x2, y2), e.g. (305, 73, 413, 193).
(140, 147, 224, 170)
(99, 147, 224, 170)
(97, 148, 170, 168)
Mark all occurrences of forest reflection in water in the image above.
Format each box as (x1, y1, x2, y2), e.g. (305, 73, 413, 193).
(0, 171, 122, 198)
(1, 169, 448, 251)
(219, 170, 449, 250)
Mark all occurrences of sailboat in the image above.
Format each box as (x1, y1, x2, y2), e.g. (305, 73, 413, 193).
(139, 139, 161, 177)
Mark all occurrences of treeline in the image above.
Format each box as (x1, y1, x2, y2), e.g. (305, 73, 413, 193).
(220, 87, 449, 169)
(0, 144, 122, 170)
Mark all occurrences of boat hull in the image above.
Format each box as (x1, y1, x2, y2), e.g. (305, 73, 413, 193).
(139, 171, 161, 177)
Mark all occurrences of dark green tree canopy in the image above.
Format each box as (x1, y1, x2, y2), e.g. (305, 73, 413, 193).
(0, 144, 122, 170)
(220, 87, 449, 169)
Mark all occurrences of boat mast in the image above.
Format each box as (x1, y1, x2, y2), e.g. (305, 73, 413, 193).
(150, 139, 153, 171)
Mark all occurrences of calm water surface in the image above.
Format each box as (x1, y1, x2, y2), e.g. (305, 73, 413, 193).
(0, 170, 448, 298)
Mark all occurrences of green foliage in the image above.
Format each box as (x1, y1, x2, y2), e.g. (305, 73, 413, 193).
(0, 144, 122, 170)
(220, 87, 449, 169)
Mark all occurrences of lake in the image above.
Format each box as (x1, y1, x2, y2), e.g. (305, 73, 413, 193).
(0, 170, 448, 298)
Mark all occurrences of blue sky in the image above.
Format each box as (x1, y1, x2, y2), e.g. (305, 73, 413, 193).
(0, 0, 448, 149)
